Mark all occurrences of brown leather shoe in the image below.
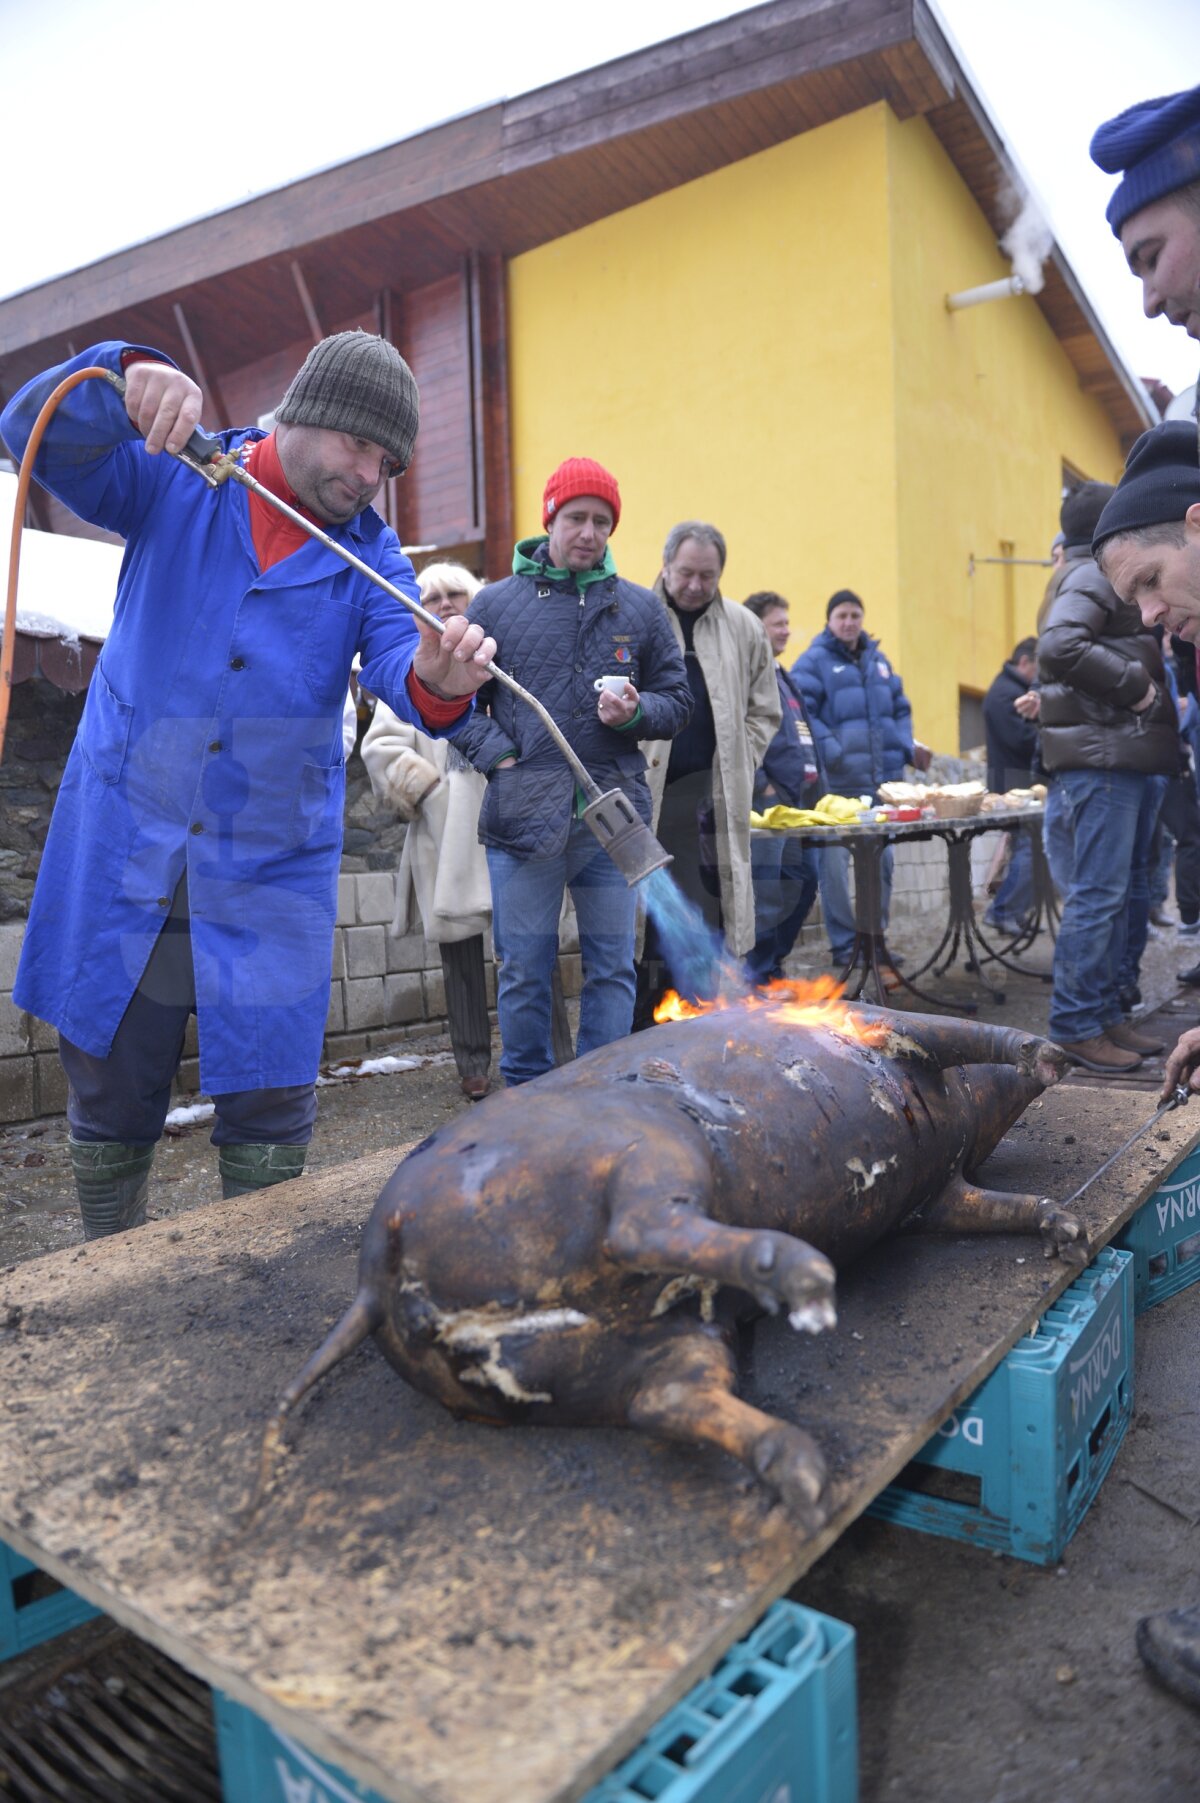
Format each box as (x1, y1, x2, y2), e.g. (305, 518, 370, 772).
(1106, 1022, 1166, 1056)
(460, 1075, 491, 1101)
(1058, 1035, 1142, 1073)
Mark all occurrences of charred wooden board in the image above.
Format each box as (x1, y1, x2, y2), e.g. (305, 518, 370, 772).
(0, 1089, 1194, 1803)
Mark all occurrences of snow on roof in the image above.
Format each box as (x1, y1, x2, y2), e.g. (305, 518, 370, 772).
(0, 471, 122, 644)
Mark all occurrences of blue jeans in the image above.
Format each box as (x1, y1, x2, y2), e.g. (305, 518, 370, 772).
(1115, 774, 1168, 990)
(1049, 768, 1145, 1044)
(987, 831, 1034, 925)
(487, 821, 638, 1086)
(1042, 777, 1075, 896)
(747, 836, 819, 982)
(818, 843, 895, 965)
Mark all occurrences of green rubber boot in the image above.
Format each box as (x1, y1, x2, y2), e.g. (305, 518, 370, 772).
(68, 1138, 155, 1240)
(218, 1143, 308, 1199)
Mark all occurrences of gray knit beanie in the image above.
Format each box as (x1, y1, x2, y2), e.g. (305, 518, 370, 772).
(276, 331, 420, 472)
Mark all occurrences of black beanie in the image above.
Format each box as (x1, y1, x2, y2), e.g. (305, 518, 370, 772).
(826, 588, 863, 620)
(1060, 481, 1115, 550)
(276, 330, 420, 472)
(1092, 421, 1200, 554)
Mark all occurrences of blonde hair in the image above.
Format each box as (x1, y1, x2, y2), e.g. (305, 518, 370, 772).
(416, 560, 483, 603)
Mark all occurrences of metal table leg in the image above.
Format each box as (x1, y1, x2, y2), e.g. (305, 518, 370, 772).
(841, 834, 973, 1013)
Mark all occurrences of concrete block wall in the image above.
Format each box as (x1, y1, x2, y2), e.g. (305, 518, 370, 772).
(0, 836, 998, 1125)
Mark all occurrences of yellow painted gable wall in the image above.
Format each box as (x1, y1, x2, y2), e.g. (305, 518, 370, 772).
(506, 101, 1128, 755)
(883, 107, 1125, 750)
(507, 105, 899, 643)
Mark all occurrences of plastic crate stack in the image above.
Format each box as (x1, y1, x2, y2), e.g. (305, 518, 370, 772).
(213, 1601, 857, 1803)
(0, 1538, 100, 1661)
(867, 1247, 1133, 1563)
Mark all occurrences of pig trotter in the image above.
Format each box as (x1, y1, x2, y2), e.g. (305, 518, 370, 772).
(1035, 1199, 1091, 1267)
(607, 1186, 837, 1332)
(751, 1425, 829, 1535)
(627, 1331, 829, 1534)
(1018, 1037, 1070, 1090)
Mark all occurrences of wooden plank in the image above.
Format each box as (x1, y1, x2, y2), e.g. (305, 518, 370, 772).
(0, 1086, 1194, 1803)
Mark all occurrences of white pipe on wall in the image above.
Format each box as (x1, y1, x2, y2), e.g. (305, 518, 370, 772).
(945, 275, 1026, 312)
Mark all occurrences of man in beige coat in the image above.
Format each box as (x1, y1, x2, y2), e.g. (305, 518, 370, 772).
(634, 521, 780, 1026)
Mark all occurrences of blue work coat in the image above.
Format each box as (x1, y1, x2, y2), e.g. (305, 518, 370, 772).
(791, 627, 914, 797)
(1, 343, 447, 1092)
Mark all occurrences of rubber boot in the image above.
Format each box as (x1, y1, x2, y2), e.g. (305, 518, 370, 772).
(69, 1138, 155, 1240)
(1137, 1605, 1200, 1710)
(218, 1143, 308, 1199)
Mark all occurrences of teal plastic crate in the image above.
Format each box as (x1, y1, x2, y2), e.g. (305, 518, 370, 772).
(0, 1536, 102, 1661)
(1115, 1146, 1200, 1312)
(214, 1600, 856, 1803)
(867, 1247, 1133, 1564)
(585, 1601, 856, 1803)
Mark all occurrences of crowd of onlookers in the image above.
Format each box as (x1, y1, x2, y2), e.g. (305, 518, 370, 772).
(356, 460, 934, 1099)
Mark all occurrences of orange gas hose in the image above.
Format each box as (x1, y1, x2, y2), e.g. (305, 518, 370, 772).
(1, 366, 113, 766)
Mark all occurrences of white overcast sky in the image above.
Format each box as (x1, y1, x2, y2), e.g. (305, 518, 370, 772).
(2, 0, 1198, 392)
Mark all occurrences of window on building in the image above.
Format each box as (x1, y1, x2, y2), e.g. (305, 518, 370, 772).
(959, 687, 985, 757)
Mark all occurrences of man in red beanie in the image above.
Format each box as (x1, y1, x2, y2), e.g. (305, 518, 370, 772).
(457, 458, 690, 1084)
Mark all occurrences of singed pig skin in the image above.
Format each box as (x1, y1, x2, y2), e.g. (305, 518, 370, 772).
(266, 1004, 1079, 1529)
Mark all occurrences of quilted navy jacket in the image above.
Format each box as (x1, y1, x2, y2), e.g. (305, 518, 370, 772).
(791, 626, 914, 797)
(457, 543, 691, 857)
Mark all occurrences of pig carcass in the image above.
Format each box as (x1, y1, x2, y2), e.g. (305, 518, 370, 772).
(260, 1003, 1083, 1529)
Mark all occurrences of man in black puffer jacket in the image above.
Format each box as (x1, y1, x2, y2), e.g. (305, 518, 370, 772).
(458, 458, 691, 1085)
(1039, 480, 1179, 1073)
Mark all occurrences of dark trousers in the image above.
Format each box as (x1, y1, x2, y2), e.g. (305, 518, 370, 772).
(60, 881, 316, 1147)
(633, 771, 719, 1029)
(1159, 773, 1200, 926)
(439, 937, 493, 1081)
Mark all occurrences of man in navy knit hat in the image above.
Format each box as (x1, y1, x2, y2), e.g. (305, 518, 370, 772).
(1091, 83, 1200, 374)
(1091, 80, 1200, 1713)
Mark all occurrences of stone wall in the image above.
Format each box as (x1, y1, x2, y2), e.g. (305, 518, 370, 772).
(0, 676, 84, 922)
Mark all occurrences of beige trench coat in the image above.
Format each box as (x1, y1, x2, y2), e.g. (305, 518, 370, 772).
(643, 583, 780, 956)
(360, 705, 492, 945)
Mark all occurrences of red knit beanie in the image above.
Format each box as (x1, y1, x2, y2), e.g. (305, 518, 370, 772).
(542, 457, 621, 531)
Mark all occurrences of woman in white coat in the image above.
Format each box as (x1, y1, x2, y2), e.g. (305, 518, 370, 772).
(361, 563, 573, 1098)
(360, 563, 495, 1097)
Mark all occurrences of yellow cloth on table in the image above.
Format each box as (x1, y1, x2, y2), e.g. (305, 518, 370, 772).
(751, 795, 872, 830)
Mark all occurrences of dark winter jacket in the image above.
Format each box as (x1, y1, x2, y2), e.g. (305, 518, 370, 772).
(755, 665, 824, 808)
(457, 540, 691, 857)
(791, 627, 914, 798)
(983, 662, 1038, 792)
(1037, 553, 1180, 776)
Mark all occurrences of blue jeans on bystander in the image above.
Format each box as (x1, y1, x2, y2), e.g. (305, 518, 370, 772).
(1048, 767, 1146, 1046)
(487, 820, 638, 1086)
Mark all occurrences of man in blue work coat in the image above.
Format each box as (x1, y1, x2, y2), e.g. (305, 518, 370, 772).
(1, 332, 496, 1237)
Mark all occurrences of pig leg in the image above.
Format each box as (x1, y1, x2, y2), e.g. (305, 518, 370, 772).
(627, 1328, 828, 1532)
(909, 1176, 1090, 1266)
(852, 1009, 1069, 1087)
(605, 1150, 837, 1332)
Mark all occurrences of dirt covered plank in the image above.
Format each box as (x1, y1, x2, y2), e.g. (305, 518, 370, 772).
(0, 1088, 1194, 1803)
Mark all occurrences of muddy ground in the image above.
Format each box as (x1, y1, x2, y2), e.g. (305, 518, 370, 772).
(2, 914, 1199, 1801)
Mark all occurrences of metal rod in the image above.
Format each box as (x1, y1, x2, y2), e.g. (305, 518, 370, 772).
(226, 461, 605, 800)
(1059, 1087, 1190, 1210)
(91, 361, 606, 807)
